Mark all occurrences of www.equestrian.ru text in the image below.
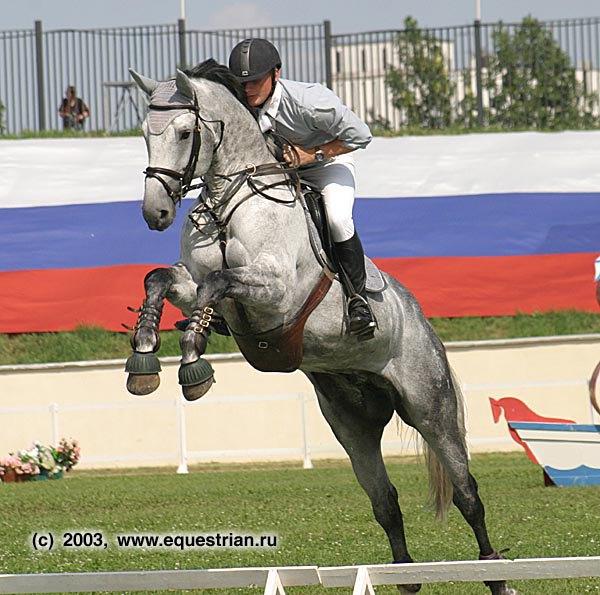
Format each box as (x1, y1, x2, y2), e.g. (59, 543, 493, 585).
(30, 531, 278, 551)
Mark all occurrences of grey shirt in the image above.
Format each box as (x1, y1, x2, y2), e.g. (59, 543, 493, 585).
(259, 79, 372, 151)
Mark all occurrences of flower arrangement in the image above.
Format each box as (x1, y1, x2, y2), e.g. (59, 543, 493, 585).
(31, 441, 63, 477)
(0, 454, 40, 479)
(0, 438, 80, 483)
(51, 438, 81, 472)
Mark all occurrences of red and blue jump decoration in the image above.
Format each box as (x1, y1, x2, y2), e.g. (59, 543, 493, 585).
(490, 396, 600, 487)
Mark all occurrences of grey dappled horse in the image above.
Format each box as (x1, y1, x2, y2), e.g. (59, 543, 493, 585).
(126, 62, 517, 595)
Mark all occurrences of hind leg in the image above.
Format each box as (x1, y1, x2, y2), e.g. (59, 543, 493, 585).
(423, 420, 517, 594)
(386, 358, 518, 595)
(422, 421, 517, 594)
(307, 371, 422, 593)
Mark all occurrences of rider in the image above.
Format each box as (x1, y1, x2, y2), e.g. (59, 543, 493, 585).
(229, 38, 376, 340)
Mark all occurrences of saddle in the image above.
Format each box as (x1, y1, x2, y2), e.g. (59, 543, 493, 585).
(302, 186, 385, 294)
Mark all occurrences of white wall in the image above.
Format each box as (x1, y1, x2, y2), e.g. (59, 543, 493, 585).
(1, 335, 599, 470)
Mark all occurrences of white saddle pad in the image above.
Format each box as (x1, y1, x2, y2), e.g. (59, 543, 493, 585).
(365, 257, 385, 293)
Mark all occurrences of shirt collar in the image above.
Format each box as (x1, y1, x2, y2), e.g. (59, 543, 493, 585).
(260, 81, 283, 120)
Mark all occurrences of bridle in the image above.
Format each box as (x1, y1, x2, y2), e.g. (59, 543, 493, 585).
(144, 93, 224, 206)
(143, 89, 304, 264)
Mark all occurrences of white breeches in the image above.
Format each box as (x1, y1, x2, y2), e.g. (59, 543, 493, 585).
(299, 154, 356, 243)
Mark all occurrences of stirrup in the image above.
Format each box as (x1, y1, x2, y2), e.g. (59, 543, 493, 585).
(347, 294, 376, 340)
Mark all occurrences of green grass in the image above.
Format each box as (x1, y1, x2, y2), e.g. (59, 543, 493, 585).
(431, 310, 600, 342)
(0, 326, 237, 365)
(370, 124, 600, 137)
(4, 124, 600, 140)
(0, 129, 142, 139)
(0, 453, 598, 594)
(1, 310, 599, 365)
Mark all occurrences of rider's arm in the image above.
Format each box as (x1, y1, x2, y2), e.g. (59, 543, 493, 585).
(282, 81, 371, 166)
(286, 139, 356, 166)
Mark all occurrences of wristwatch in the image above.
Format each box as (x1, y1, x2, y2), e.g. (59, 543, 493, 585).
(314, 148, 325, 162)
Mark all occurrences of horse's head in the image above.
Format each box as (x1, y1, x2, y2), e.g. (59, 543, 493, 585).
(130, 69, 220, 231)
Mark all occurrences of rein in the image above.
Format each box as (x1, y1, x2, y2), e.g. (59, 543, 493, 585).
(187, 161, 301, 266)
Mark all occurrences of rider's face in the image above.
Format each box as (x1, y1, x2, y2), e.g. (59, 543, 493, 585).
(242, 69, 280, 107)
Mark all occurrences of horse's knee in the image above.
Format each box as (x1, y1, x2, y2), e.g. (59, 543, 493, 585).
(195, 270, 232, 306)
(144, 267, 173, 294)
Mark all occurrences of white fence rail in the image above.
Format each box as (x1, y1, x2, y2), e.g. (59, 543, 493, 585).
(0, 392, 318, 471)
(1, 557, 599, 594)
(0, 380, 596, 470)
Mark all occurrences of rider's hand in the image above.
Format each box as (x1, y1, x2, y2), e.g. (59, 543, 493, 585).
(283, 144, 315, 167)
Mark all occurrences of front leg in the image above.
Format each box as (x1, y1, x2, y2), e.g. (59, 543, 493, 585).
(126, 264, 198, 396)
(125, 267, 173, 396)
(178, 261, 288, 401)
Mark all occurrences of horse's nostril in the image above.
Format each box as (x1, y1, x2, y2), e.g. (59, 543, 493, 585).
(159, 210, 169, 221)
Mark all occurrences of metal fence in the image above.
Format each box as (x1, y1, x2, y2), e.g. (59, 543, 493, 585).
(332, 18, 600, 130)
(0, 20, 329, 134)
(1, 17, 600, 135)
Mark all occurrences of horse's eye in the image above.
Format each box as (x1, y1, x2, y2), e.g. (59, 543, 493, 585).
(181, 130, 191, 140)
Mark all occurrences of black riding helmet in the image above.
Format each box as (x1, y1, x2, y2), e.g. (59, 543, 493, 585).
(229, 38, 281, 82)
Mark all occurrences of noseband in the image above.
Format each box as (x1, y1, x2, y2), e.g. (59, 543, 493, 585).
(144, 95, 223, 206)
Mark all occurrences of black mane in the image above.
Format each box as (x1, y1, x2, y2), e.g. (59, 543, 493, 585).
(184, 58, 256, 117)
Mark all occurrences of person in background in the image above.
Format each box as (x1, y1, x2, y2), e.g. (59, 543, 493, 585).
(59, 86, 90, 130)
(228, 38, 376, 340)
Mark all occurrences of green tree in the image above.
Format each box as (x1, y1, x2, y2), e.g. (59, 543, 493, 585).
(484, 16, 597, 129)
(386, 16, 454, 129)
(456, 69, 481, 129)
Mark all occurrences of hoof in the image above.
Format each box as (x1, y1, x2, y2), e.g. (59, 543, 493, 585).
(127, 373, 160, 396)
(398, 584, 421, 593)
(125, 352, 162, 396)
(182, 376, 215, 401)
(488, 582, 519, 595)
(179, 358, 215, 402)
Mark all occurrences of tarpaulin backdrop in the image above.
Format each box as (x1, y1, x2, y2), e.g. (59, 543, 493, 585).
(1, 132, 599, 333)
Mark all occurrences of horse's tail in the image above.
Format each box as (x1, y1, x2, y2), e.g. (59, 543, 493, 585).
(424, 366, 468, 521)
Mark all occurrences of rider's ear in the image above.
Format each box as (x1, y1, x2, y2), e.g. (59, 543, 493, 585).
(129, 69, 159, 97)
(176, 69, 196, 101)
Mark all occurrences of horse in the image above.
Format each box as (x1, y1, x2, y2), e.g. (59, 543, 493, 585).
(126, 60, 518, 595)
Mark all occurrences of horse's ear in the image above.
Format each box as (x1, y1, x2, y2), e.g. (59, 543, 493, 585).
(129, 69, 159, 97)
(176, 69, 196, 100)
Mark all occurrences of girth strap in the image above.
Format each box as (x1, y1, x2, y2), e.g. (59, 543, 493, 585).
(230, 270, 334, 373)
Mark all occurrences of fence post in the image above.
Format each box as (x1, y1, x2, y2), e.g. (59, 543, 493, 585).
(178, 18, 187, 70)
(473, 19, 485, 127)
(299, 394, 313, 469)
(323, 20, 333, 90)
(49, 403, 59, 444)
(176, 396, 189, 474)
(34, 20, 46, 131)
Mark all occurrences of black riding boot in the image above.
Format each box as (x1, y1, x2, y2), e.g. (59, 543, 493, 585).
(334, 232, 376, 340)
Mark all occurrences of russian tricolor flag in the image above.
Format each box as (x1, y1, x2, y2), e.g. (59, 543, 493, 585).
(1, 132, 599, 334)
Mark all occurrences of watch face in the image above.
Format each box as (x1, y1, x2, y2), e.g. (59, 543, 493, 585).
(315, 150, 325, 162)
